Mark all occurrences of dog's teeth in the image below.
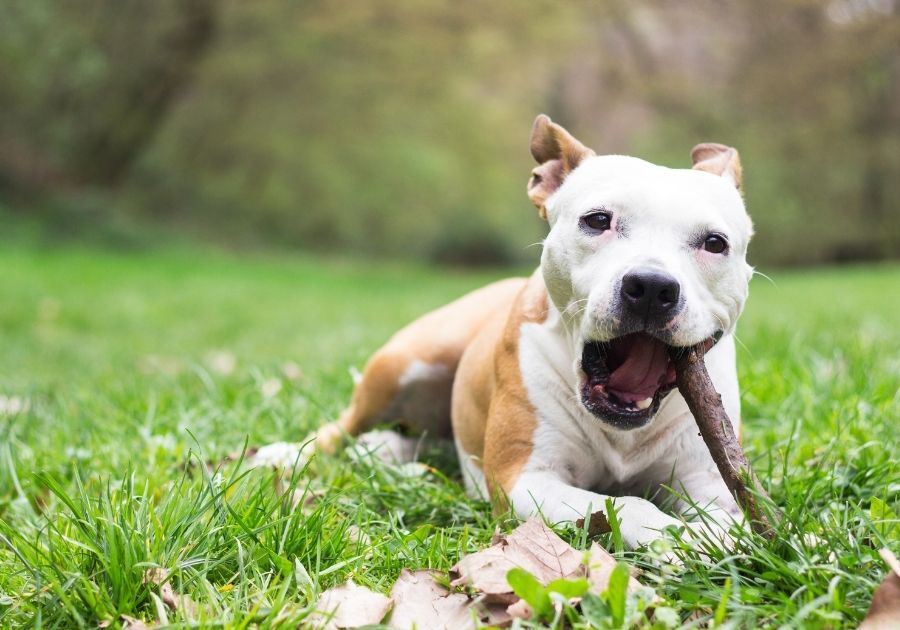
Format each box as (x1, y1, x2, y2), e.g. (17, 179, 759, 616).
(635, 397, 653, 410)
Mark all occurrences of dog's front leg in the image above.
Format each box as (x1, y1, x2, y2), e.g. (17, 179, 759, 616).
(507, 470, 689, 550)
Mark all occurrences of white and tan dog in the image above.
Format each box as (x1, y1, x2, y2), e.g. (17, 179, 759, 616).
(258, 115, 754, 550)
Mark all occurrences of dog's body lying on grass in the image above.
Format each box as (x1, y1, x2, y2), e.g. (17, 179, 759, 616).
(258, 115, 754, 550)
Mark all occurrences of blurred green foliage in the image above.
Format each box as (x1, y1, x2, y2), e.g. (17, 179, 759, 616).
(0, 0, 897, 265)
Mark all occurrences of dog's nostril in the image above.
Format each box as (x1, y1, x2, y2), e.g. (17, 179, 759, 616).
(658, 287, 675, 305)
(623, 280, 645, 300)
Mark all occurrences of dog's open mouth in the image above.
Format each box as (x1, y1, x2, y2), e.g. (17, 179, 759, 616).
(580, 333, 679, 429)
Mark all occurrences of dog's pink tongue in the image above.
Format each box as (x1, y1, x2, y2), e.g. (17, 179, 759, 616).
(608, 336, 669, 403)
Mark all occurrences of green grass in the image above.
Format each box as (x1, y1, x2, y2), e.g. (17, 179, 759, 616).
(0, 246, 897, 628)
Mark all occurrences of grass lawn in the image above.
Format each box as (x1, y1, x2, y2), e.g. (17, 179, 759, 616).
(0, 246, 897, 628)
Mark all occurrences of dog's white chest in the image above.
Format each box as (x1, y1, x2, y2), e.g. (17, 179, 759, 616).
(517, 314, 699, 493)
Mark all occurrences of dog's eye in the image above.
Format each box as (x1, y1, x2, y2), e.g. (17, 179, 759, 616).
(581, 211, 612, 233)
(703, 233, 729, 254)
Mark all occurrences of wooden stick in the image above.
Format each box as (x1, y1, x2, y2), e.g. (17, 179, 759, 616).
(672, 343, 778, 538)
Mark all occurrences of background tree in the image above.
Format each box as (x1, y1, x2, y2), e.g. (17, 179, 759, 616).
(0, 0, 896, 265)
(0, 0, 216, 190)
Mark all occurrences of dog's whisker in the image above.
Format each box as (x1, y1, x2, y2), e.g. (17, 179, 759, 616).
(732, 332, 752, 357)
(712, 312, 727, 331)
(752, 269, 776, 287)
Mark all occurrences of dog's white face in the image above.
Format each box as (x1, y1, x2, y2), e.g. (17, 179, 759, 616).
(528, 117, 753, 429)
(543, 155, 753, 346)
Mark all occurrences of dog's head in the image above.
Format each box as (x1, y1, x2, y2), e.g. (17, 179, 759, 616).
(528, 115, 753, 430)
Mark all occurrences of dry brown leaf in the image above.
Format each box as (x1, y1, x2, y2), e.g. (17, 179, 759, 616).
(302, 519, 651, 629)
(142, 567, 200, 618)
(100, 610, 155, 628)
(312, 579, 392, 629)
(160, 582, 200, 617)
(291, 486, 326, 512)
(450, 518, 583, 604)
(142, 568, 167, 585)
(160, 581, 178, 609)
(859, 548, 900, 630)
(575, 510, 612, 538)
(221, 446, 259, 464)
(585, 543, 646, 596)
(345, 524, 372, 547)
(505, 597, 533, 620)
(185, 445, 262, 473)
(120, 615, 153, 630)
(450, 545, 517, 604)
(387, 569, 474, 630)
(472, 599, 515, 627)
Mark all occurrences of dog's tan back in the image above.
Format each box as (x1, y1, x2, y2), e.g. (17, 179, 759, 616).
(313, 277, 526, 453)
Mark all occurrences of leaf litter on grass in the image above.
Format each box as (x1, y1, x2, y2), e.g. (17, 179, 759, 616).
(142, 568, 201, 618)
(311, 517, 658, 629)
(858, 548, 900, 630)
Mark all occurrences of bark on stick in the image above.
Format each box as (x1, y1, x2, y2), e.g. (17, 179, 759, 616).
(673, 343, 777, 538)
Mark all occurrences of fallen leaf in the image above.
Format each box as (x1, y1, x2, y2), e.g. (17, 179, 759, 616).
(142, 568, 167, 585)
(576, 510, 612, 538)
(312, 579, 392, 629)
(450, 544, 513, 602)
(100, 614, 154, 629)
(345, 524, 372, 546)
(281, 361, 304, 381)
(205, 350, 236, 375)
(261, 377, 283, 399)
(248, 441, 310, 469)
(120, 615, 153, 630)
(450, 518, 583, 604)
(859, 548, 900, 630)
(387, 569, 474, 630)
(137, 355, 182, 376)
(219, 446, 260, 465)
(472, 599, 515, 627)
(0, 395, 29, 416)
(295, 487, 326, 511)
(584, 543, 646, 596)
(505, 597, 533, 620)
(299, 519, 652, 630)
(142, 567, 200, 618)
(160, 581, 177, 608)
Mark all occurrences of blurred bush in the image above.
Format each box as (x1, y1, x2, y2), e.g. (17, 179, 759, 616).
(0, 0, 897, 266)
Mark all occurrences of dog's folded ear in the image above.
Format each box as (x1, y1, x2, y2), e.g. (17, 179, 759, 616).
(691, 143, 742, 190)
(528, 114, 595, 219)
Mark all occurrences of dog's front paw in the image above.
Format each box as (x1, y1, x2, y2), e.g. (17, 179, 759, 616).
(617, 498, 687, 550)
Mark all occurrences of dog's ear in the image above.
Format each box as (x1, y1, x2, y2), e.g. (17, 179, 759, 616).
(691, 143, 742, 189)
(528, 114, 595, 219)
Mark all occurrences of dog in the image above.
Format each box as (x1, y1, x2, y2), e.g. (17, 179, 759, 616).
(256, 114, 754, 550)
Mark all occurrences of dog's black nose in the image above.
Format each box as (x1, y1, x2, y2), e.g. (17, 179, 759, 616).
(620, 269, 681, 319)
